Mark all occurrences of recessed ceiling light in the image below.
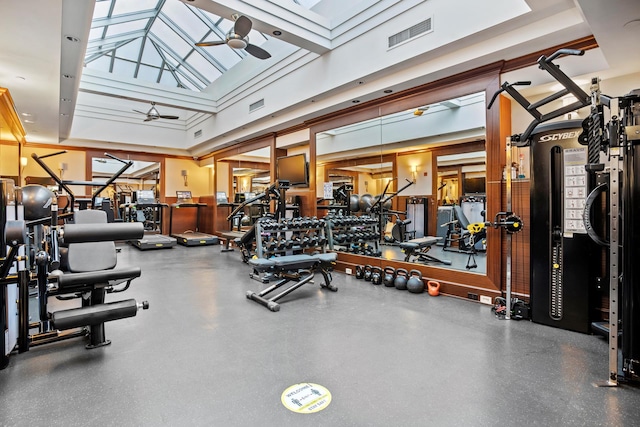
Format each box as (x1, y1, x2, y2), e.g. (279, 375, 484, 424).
(62, 74, 74, 79)
(273, 30, 282, 36)
(623, 19, 640, 29)
(352, 100, 360, 103)
(60, 113, 69, 117)
(384, 89, 393, 93)
(21, 112, 32, 117)
(61, 98, 72, 102)
(357, 81, 365, 85)
(65, 35, 80, 43)
(24, 119, 35, 124)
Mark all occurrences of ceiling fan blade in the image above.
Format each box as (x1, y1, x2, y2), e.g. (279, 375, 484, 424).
(158, 115, 179, 120)
(133, 109, 148, 115)
(245, 44, 271, 60)
(234, 15, 252, 38)
(143, 117, 153, 122)
(195, 40, 226, 47)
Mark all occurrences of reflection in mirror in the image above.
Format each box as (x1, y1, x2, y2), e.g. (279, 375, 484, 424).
(216, 146, 271, 232)
(92, 157, 160, 201)
(316, 92, 487, 274)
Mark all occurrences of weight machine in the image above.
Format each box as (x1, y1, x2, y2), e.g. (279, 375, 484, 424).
(1, 180, 149, 368)
(493, 46, 640, 384)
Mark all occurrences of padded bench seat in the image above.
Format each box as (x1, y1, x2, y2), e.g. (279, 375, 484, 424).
(400, 236, 451, 265)
(246, 253, 337, 312)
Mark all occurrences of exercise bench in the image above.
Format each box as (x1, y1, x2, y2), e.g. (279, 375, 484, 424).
(246, 253, 338, 312)
(400, 236, 452, 265)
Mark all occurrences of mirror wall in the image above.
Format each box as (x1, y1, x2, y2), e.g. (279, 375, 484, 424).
(213, 137, 277, 233)
(92, 157, 160, 201)
(310, 68, 504, 293)
(316, 93, 486, 273)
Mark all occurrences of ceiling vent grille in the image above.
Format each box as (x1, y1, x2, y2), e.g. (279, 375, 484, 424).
(388, 17, 432, 48)
(194, 129, 202, 138)
(249, 99, 265, 112)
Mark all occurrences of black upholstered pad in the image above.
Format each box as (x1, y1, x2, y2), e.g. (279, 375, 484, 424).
(67, 210, 117, 272)
(56, 267, 141, 288)
(271, 254, 318, 270)
(400, 236, 441, 250)
(315, 253, 337, 263)
(249, 258, 276, 271)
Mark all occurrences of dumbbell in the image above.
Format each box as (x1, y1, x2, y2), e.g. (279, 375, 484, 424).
(277, 239, 287, 250)
(355, 265, 365, 279)
(265, 238, 278, 251)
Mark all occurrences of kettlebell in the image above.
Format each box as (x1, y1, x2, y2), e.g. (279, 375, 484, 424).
(371, 266, 383, 285)
(383, 266, 396, 287)
(427, 280, 441, 296)
(394, 268, 409, 290)
(407, 269, 424, 293)
(355, 265, 364, 279)
(364, 265, 373, 281)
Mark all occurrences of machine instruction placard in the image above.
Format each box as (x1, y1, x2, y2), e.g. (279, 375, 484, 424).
(563, 147, 588, 235)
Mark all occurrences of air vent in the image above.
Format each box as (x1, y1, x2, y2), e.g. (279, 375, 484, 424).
(194, 129, 202, 138)
(388, 17, 432, 48)
(249, 99, 264, 112)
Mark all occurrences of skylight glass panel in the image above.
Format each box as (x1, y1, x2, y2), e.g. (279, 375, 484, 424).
(93, 1, 112, 19)
(159, 69, 179, 86)
(206, 45, 243, 69)
(112, 57, 137, 75)
(161, 2, 210, 40)
(184, 51, 219, 79)
(105, 19, 148, 37)
(116, 38, 143, 60)
(137, 64, 161, 83)
(140, 38, 162, 66)
(89, 27, 105, 40)
(112, 0, 159, 16)
(150, 19, 192, 57)
(86, 54, 112, 71)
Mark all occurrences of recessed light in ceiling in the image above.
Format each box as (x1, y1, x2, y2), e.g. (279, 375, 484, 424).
(24, 119, 35, 124)
(61, 98, 72, 102)
(352, 100, 360, 103)
(21, 112, 32, 117)
(623, 19, 640, 29)
(357, 81, 365, 85)
(273, 30, 282, 36)
(65, 35, 80, 43)
(62, 74, 74, 79)
(60, 113, 69, 117)
(384, 89, 393, 93)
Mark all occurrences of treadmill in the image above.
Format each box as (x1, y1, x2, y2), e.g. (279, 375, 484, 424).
(129, 190, 177, 250)
(169, 191, 219, 246)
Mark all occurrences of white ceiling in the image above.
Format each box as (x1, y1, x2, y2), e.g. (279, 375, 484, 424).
(1, 0, 639, 155)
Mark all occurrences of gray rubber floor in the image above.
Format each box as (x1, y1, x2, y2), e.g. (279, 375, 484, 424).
(1, 243, 640, 426)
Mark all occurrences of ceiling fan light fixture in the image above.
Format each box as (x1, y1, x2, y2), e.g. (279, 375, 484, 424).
(228, 37, 247, 49)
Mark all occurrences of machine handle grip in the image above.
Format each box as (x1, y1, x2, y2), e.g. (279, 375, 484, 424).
(544, 49, 584, 63)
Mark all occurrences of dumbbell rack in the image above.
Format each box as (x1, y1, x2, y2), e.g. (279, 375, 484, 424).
(325, 215, 381, 257)
(254, 217, 328, 259)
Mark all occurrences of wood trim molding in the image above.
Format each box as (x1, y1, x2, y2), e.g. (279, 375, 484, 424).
(501, 35, 598, 74)
(0, 87, 26, 143)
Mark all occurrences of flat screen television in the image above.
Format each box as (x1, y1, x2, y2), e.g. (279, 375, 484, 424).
(277, 153, 308, 186)
(463, 177, 486, 194)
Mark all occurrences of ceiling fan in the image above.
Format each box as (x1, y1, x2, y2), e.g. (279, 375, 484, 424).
(133, 102, 179, 122)
(195, 15, 271, 60)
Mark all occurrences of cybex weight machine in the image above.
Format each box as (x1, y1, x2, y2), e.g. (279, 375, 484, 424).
(497, 47, 640, 384)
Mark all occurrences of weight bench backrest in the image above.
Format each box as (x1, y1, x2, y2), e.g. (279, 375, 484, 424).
(453, 205, 471, 230)
(67, 210, 117, 272)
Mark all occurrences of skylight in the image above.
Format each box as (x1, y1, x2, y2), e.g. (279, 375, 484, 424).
(85, 0, 269, 91)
